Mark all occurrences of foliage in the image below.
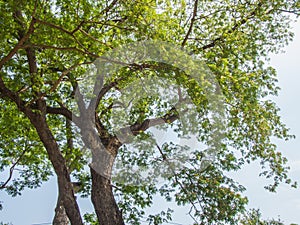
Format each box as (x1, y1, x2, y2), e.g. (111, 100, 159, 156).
(0, 0, 299, 224)
(238, 209, 286, 225)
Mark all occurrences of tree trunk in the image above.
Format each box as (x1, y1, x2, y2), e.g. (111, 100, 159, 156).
(12, 10, 83, 224)
(80, 116, 124, 224)
(27, 113, 84, 225)
(53, 194, 69, 225)
(91, 167, 125, 225)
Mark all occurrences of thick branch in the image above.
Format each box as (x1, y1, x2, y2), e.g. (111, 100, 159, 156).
(0, 75, 27, 112)
(46, 106, 78, 122)
(118, 107, 179, 143)
(131, 109, 178, 135)
(88, 78, 121, 111)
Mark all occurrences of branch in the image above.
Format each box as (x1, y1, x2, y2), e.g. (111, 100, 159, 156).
(22, 43, 100, 58)
(181, 0, 199, 48)
(23, 44, 131, 66)
(100, 0, 119, 16)
(0, 146, 28, 189)
(0, 17, 36, 70)
(45, 103, 81, 127)
(34, 18, 73, 34)
(46, 106, 78, 123)
(88, 78, 122, 111)
(0, 3, 38, 69)
(0, 77, 28, 112)
(200, 1, 264, 51)
(87, 0, 119, 22)
(88, 61, 155, 112)
(117, 107, 180, 142)
(155, 144, 200, 225)
(278, 9, 300, 15)
(47, 61, 93, 95)
(83, 20, 135, 31)
(35, 12, 130, 52)
(27, 61, 93, 106)
(130, 108, 179, 135)
(35, 18, 92, 52)
(79, 28, 112, 47)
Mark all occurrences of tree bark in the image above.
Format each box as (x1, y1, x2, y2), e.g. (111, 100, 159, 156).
(9, 10, 83, 224)
(53, 194, 69, 225)
(28, 113, 83, 225)
(79, 120, 124, 225)
(91, 167, 125, 225)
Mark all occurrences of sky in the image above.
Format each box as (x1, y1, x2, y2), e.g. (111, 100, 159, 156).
(237, 18, 300, 224)
(0, 19, 300, 225)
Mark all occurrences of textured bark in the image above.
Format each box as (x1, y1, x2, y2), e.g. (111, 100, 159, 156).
(53, 194, 69, 225)
(4, 10, 83, 224)
(91, 167, 125, 225)
(28, 113, 83, 225)
(80, 120, 124, 225)
(23, 34, 83, 225)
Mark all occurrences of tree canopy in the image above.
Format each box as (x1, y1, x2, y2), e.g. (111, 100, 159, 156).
(0, 0, 299, 224)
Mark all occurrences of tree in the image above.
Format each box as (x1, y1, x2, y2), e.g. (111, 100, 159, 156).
(0, 0, 299, 224)
(239, 208, 286, 225)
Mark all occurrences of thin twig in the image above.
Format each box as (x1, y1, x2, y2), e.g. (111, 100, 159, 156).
(155, 144, 199, 225)
(0, 145, 29, 189)
(200, 1, 265, 51)
(181, 0, 199, 48)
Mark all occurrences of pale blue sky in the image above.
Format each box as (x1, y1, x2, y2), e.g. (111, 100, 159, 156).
(0, 19, 300, 225)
